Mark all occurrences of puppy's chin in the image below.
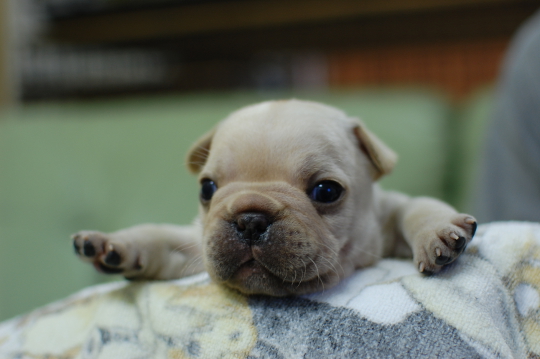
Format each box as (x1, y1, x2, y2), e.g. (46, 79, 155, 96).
(223, 259, 340, 296)
(226, 259, 292, 296)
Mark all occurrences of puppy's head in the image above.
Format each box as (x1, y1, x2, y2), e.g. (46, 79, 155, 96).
(187, 100, 396, 296)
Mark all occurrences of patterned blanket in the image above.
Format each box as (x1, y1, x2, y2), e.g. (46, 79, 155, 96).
(1, 222, 539, 358)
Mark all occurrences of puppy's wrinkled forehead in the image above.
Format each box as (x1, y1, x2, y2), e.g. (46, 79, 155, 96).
(202, 100, 357, 185)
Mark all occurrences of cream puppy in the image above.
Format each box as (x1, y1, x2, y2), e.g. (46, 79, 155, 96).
(73, 100, 477, 296)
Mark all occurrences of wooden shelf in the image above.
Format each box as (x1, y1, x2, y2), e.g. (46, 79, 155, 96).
(25, 0, 538, 100)
(48, 0, 539, 44)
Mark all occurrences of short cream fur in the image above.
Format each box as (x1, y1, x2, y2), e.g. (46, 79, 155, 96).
(73, 100, 477, 296)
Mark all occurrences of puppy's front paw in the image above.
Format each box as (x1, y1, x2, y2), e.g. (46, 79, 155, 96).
(72, 231, 143, 276)
(415, 214, 477, 275)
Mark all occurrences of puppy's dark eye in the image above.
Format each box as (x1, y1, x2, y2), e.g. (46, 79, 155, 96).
(200, 179, 218, 201)
(309, 181, 344, 203)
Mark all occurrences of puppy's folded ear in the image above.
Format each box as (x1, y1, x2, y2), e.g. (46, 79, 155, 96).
(186, 127, 216, 174)
(352, 118, 398, 181)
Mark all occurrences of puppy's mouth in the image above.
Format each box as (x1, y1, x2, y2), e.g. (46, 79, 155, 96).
(226, 255, 299, 296)
(229, 247, 279, 282)
(224, 250, 338, 296)
(234, 258, 267, 279)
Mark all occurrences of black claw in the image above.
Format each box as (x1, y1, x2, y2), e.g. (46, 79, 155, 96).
(455, 236, 466, 250)
(83, 241, 96, 257)
(98, 263, 124, 274)
(73, 240, 81, 255)
(422, 269, 435, 276)
(104, 250, 121, 266)
(471, 221, 477, 237)
(435, 255, 452, 265)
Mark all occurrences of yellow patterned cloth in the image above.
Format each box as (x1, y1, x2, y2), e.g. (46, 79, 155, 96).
(1, 222, 539, 358)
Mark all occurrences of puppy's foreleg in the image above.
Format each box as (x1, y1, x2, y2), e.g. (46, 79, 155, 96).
(379, 190, 477, 274)
(72, 223, 204, 280)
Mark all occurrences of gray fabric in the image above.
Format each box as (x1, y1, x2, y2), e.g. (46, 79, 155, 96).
(475, 10, 540, 222)
(248, 296, 480, 359)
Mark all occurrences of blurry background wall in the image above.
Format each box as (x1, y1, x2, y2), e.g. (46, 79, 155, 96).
(0, 0, 12, 107)
(0, 0, 539, 321)
(4, 0, 539, 101)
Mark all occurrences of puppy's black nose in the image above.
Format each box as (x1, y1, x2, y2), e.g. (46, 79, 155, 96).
(235, 212, 270, 244)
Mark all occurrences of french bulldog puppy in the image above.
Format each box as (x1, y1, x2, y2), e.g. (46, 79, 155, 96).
(72, 100, 477, 296)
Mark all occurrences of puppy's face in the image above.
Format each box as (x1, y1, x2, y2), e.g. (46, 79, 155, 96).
(187, 100, 396, 296)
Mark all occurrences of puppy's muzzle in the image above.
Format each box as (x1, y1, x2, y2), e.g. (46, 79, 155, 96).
(204, 183, 338, 295)
(235, 212, 271, 245)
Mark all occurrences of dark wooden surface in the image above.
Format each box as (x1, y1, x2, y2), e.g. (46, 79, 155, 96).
(49, 0, 538, 46)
